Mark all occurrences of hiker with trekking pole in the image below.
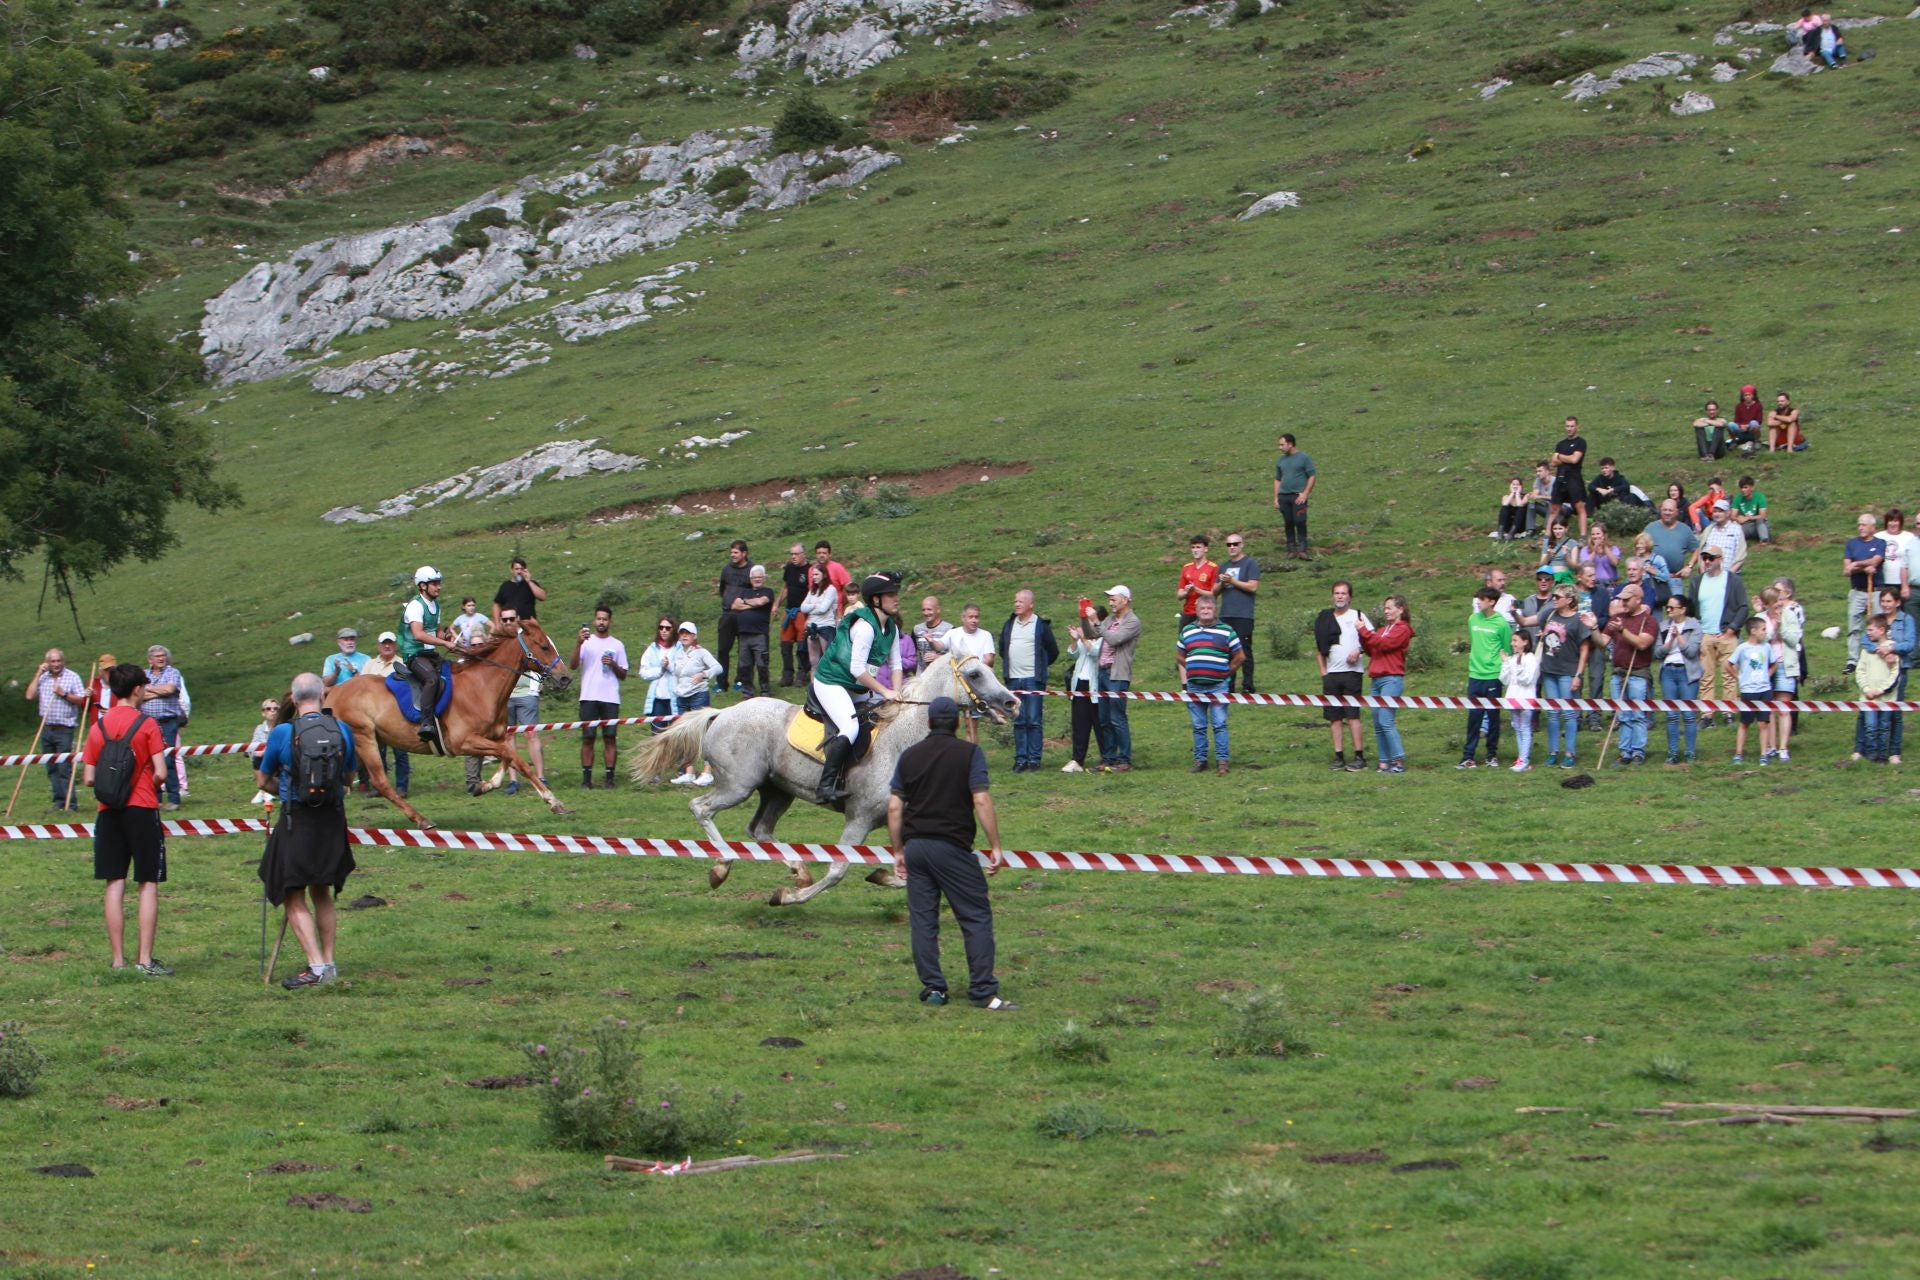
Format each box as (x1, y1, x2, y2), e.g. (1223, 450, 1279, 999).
(255, 672, 358, 991)
(1598, 583, 1657, 767)
(15, 649, 88, 817)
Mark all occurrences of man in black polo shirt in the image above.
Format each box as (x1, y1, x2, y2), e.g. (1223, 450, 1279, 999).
(1549, 416, 1589, 538)
(779, 542, 811, 687)
(888, 696, 1016, 1011)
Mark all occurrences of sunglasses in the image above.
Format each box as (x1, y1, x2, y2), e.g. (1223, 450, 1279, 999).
(658, 623, 674, 631)
(1226, 541, 1242, 547)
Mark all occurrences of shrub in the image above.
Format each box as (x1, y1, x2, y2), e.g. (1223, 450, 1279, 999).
(870, 482, 915, 520)
(770, 92, 843, 154)
(1494, 43, 1626, 85)
(1212, 1172, 1306, 1245)
(703, 164, 753, 195)
(1037, 1020, 1109, 1064)
(869, 69, 1073, 129)
(595, 579, 633, 610)
(449, 206, 512, 255)
(519, 191, 574, 235)
(1034, 1101, 1131, 1140)
(1634, 1054, 1694, 1085)
(1231, 0, 1265, 22)
(1213, 986, 1306, 1059)
(212, 71, 316, 126)
(1403, 626, 1445, 674)
(1265, 611, 1305, 661)
(0, 1022, 47, 1097)
(525, 1018, 742, 1156)
(807, 156, 849, 182)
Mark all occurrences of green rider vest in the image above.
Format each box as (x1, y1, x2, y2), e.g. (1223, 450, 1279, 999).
(398, 593, 440, 661)
(813, 605, 899, 689)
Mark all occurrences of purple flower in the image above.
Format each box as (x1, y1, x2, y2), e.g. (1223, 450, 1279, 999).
(581, 1087, 593, 1098)
(550, 1076, 560, 1085)
(534, 1044, 547, 1055)
(616, 1019, 629, 1028)
(659, 1100, 672, 1110)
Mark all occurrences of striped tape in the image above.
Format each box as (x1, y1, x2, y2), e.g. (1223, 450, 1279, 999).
(4, 818, 1914, 889)
(5, 689, 1911, 767)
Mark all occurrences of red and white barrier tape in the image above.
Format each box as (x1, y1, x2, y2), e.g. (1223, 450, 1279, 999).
(7, 689, 1912, 767)
(4, 818, 1915, 890)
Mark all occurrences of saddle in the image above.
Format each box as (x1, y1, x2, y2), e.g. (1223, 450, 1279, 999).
(384, 664, 454, 725)
(786, 686, 877, 765)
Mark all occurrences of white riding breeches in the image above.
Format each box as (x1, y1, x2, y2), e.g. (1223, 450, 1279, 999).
(812, 680, 861, 743)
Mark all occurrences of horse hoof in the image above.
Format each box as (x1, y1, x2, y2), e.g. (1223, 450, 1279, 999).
(867, 869, 906, 890)
(769, 888, 794, 907)
(551, 803, 574, 817)
(708, 864, 731, 890)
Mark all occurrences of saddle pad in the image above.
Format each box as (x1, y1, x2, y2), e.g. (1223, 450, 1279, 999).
(383, 665, 454, 723)
(785, 710, 830, 763)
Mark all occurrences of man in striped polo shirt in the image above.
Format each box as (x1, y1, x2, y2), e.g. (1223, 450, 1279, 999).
(1175, 594, 1245, 774)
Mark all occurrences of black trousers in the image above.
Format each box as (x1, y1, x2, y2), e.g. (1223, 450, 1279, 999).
(1069, 677, 1105, 765)
(715, 612, 741, 686)
(407, 653, 440, 720)
(1224, 616, 1256, 692)
(1279, 495, 1308, 550)
(905, 837, 998, 1002)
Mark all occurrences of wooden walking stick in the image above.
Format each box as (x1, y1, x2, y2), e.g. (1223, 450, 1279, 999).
(259, 800, 289, 987)
(4, 715, 48, 821)
(63, 698, 94, 811)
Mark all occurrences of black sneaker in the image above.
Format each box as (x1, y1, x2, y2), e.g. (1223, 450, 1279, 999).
(1189, 760, 1209, 773)
(603, 771, 615, 789)
(969, 995, 1019, 1011)
(1330, 755, 1346, 771)
(1345, 757, 1365, 772)
(919, 989, 948, 1006)
(134, 959, 174, 977)
(281, 967, 324, 990)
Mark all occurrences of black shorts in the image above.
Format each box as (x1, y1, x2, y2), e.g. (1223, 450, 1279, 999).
(1551, 476, 1586, 507)
(94, 807, 167, 884)
(1739, 706, 1771, 725)
(1322, 671, 1363, 721)
(579, 699, 620, 741)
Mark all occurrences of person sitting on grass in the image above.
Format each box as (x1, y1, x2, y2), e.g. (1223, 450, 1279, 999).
(1692, 401, 1730, 460)
(1525, 461, 1554, 537)
(1494, 476, 1529, 542)
(1767, 392, 1806, 452)
(1686, 479, 1727, 532)
(1852, 615, 1896, 764)
(1732, 477, 1771, 547)
(1728, 617, 1777, 766)
(1730, 384, 1764, 450)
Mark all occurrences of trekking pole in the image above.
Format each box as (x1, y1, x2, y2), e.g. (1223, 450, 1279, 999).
(260, 800, 288, 987)
(4, 715, 48, 821)
(63, 699, 93, 811)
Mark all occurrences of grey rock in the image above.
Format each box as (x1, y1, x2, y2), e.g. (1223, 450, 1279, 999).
(1564, 51, 1699, 101)
(289, 633, 315, 645)
(1770, 50, 1820, 75)
(1173, 0, 1277, 28)
(322, 435, 646, 524)
(734, 0, 1031, 82)
(1478, 77, 1512, 99)
(1237, 191, 1301, 221)
(1710, 61, 1741, 81)
(1670, 91, 1716, 115)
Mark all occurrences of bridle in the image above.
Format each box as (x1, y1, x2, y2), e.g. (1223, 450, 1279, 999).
(457, 629, 568, 689)
(946, 654, 994, 715)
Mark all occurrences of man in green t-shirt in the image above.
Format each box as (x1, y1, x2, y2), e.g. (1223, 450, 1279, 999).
(1732, 477, 1770, 546)
(1462, 586, 1513, 767)
(1272, 433, 1318, 560)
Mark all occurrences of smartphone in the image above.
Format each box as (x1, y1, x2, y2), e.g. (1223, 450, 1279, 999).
(1078, 596, 1093, 616)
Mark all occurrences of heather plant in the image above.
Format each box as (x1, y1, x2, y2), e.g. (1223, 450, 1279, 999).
(0, 1021, 47, 1098)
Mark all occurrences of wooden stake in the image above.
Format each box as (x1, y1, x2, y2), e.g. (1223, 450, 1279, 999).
(1661, 1102, 1915, 1119)
(63, 699, 93, 811)
(4, 715, 48, 820)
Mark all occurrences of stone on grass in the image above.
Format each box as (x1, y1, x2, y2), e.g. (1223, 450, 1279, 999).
(1671, 91, 1716, 115)
(1478, 77, 1512, 99)
(322, 436, 645, 524)
(1564, 52, 1699, 101)
(1237, 191, 1301, 221)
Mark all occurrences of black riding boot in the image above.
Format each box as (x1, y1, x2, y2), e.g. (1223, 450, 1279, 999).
(815, 736, 854, 806)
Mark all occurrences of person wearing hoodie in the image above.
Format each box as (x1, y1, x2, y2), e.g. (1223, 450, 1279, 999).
(1729, 384, 1764, 452)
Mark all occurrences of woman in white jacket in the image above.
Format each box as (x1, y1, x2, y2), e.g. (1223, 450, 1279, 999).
(1501, 629, 1541, 773)
(1061, 607, 1109, 773)
(666, 622, 724, 785)
(637, 616, 680, 737)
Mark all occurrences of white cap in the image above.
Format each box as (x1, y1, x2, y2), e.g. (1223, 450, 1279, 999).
(414, 565, 441, 584)
(377, 631, 398, 644)
(1106, 585, 1132, 600)
(678, 621, 699, 636)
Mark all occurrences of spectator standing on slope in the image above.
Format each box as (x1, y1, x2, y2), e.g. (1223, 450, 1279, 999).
(1462, 586, 1512, 770)
(1175, 594, 1244, 775)
(1273, 433, 1317, 559)
(1215, 533, 1261, 693)
(1176, 536, 1219, 629)
(1314, 581, 1371, 772)
(1357, 595, 1413, 775)
(715, 540, 754, 693)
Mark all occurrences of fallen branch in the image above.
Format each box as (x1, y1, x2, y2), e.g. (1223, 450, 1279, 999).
(1671, 1113, 1805, 1127)
(1661, 1102, 1916, 1119)
(1514, 1106, 1575, 1115)
(604, 1150, 848, 1176)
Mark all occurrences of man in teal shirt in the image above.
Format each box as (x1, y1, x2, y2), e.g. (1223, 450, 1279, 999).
(1272, 433, 1318, 560)
(1462, 586, 1513, 767)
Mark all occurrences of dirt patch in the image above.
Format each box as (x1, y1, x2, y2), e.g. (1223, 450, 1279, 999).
(31, 1164, 94, 1177)
(887, 1267, 975, 1280)
(294, 134, 467, 196)
(760, 1036, 805, 1049)
(573, 461, 1031, 529)
(1477, 227, 1537, 242)
(445, 977, 491, 987)
(105, 1095, 170, 1111)
(345, 895, 388, 910)
(721, 951, 780, 961)
(466, 1073, 535, 1090)
(1391, 1158, 1461, 1174)
(1453, 1076, 1499, 1091)
(1195, 979, 1255, 992)
(1304, 1149, 1386, 1165)
(287, 1192, 371, 1213)
(259, 1160, 338, 1175)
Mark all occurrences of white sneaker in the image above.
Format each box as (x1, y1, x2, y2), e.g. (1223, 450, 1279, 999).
(670, 773, 694, 785)
(694, 771, 714, 786)
(1061, 761, 1084, 773)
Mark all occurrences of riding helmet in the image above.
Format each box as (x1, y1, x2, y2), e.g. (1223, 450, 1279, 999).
(414, 565, 443, 586)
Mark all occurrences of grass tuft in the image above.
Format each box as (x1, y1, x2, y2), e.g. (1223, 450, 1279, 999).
(1036, 1019, 1109, 1064)
(1213, 987, 1306, 1059)
(1033, 1101, 1132, 1140)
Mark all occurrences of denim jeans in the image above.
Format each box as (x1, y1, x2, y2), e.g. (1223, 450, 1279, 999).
(1008, 676, 1045, 768)
(1097, 671, 1131, 765)
(648, 695, 676, 735)
(1660, 665, 1699, 758)
(1859, 667, 1908, 757)
(42, 723, 76, 808)
(1859, 709, 1890, 760)
(1462, 677, 1503, 761)
(1185, 683, 1229, 762)
(1370, 675, 1404, 763)
(1540, 673, 1578, 759)
(1509, 709, 1533, 765)
(152, 716, 182, 803)
(1611, 671, 1650, 758)
(380, 743, 411, 793)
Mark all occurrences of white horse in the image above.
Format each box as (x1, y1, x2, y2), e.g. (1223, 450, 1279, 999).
(631, 657, 1019, 905)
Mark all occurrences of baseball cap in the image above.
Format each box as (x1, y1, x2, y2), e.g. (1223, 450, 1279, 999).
(678, 621, 699, 636)
(377, 630, 398, 643)
(1713, 499, 1730, 512)
(337, 627, 359, 639)
(1534, 566, 1556, 578)
(1106, 585, 1132, 600)
(928, 696, 959, 721)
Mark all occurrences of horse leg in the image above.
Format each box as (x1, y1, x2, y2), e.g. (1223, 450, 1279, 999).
(470, 732, 572, 817)
(771, 859, 848, 907)
(358, 738, 435, 831)
(690, 771, 756, 890)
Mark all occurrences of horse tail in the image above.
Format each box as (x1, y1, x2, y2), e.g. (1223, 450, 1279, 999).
(631, 708, 719, 782)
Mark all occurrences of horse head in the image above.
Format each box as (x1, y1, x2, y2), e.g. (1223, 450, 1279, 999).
(946, 655, 1019, 723)
(513, 619, 571, 693)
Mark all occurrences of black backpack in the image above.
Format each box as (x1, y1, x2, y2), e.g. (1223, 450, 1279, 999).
(291, 713, 347, 808)
(91, 711, 151, 810)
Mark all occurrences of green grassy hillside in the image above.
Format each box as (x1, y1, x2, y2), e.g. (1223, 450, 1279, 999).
(3, 1, 1918, 1275)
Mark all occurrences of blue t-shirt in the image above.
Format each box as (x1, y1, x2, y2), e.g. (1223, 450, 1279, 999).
(323, 650, 370, 685)
(259, 714, 359, 806)
(1732, 641, 1774, 695)
(1845, 535, 1886, 592)
(1696, 573, 1729, 635)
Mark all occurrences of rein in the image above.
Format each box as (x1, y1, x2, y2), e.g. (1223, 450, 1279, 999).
(455, 632, 567, 689)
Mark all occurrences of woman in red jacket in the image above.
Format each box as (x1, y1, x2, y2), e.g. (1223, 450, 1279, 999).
(1358, 596, 1415, 774)
(1729, 384, 1764, 451)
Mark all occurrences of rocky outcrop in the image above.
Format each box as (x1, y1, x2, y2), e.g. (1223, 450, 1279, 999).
(1237, 191, 1301, 221)
(321, 436, 648, 524)
(200, 131, 898, 390)
(1564, 52, 1698, 102)
(1670, 91, 1715, 115)
(734, 0, 1032, 82)
(1714, 15, 1885, 46)
(1171, 0, 1279, 29)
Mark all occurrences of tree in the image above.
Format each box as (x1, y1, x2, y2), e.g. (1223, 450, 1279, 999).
(0, 2, 236, 634)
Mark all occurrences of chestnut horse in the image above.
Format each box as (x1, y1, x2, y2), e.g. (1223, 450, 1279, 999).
(319, 619, 571, 830)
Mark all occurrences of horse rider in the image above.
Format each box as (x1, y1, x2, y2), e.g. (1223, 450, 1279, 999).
(399, 566, 460, 748)
(810, 571, 905, 804)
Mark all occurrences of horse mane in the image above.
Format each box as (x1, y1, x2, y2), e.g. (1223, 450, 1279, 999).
(454, 629, 517, 664)
(873, 661, 952, 727)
